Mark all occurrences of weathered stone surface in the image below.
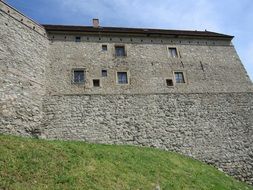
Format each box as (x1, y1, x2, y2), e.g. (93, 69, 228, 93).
(0, 1, 253, 185)
(46, 37, 253, 95)
(0, 2, 48, 136)
(41, 93, 253, 184)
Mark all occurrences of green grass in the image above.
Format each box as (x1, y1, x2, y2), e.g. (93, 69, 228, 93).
(0, 135, 252, 190)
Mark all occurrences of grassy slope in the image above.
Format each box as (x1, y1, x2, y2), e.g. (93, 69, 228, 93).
(0, 135, 252, 190)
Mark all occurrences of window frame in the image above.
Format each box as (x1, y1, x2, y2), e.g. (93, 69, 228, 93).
(167, 47, 179, 58)
(93, 79, 101, 87)
(72, 68, 86, 84)
(115, 45, 127, 57)
(174, 71, 186, 84)
(166, 79, 174, 87)
(116, 71, 129, 85)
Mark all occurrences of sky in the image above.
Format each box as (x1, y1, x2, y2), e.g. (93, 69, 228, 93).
(5, 0, 253, 81)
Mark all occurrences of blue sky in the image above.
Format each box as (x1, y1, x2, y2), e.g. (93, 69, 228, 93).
(5, 0, 253, 81)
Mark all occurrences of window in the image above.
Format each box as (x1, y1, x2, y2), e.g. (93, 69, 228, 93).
(166, 79, 174, 86)
(102, 45, 107, 51)
(93, 79, 100, 87)
(168, 47, 178, 58)
(75, 36, 81, 42)
(117, 72, 128, 84)
(174, 72, 185, 83)
(115, 46, 126, 57)
(73, 70, 85, 83)
(102, 70, 107, 77)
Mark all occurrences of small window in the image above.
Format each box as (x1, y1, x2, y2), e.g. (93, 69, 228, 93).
(75, 36, 81, 42)
(174, 72, 185, 83)
(117, 72, 128, 84)
(73, 70, 85, 83)
(102, 45, 107, 51)
(115, 46, 126, 57)
(166, 79, 174, 86)
(93, 79, 100, 87)
(168, 47, 178, 58)
(102, 70, 107, 77)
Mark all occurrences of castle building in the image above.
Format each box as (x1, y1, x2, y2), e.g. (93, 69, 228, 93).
(0, 0, 253, 184)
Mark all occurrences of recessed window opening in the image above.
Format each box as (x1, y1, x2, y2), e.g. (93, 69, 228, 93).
(115, 46, 126, 57)
(117, 72, 128, 84)
(73, 70, 85, 83)
(166, 79, 174, 86)
(174, 72, 185, 83)
(102, 45, 107, 51)
(102, 70, 107, 77)
(93, 79, 100, 87)
(168, 47, 178, 58)
(75, 36, 81, 42)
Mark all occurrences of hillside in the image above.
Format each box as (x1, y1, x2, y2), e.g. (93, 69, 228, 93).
(0, 135, 252, 190)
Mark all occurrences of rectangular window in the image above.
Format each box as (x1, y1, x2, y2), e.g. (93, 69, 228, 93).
(117, 72, 128, 84)
(166, 79, 174, 86)
(102, 45, 107, 51)
(75, 36, 81, 42)
(102, 69, 107, 77)
(93, 79, 100, 87)
(73, 70, 85, 83)
(115, 46, 126, 57)
(174, 72, 185, 83)
(168, 47, 178, 58)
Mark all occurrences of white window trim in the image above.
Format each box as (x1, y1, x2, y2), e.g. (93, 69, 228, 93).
(167, 46, 179, 59)
(116, 71, 130, 85)
(173, 70, 187, 84)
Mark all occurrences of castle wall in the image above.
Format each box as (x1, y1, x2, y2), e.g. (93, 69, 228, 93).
(0, 1, 49, 136)
(42, 92, 253, 184)
(1, 0, 253, 185)
(46, 35, 253, 95)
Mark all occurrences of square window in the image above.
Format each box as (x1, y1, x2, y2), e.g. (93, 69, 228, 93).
(115, 46, 126, 57)
(102, 45, 107, 51)
(102, 70, 107, 77)
(166, 79, 174, 86)
(168, 47, 178, 58)
(117, 72, 128, 84)
(75, 36, 81, 42)
(73, 70, 85, 83)
(93, 79, 100, 87)
(174, 72, 185, 83)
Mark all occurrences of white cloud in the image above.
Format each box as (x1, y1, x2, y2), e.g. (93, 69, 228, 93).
(58, 0, 221, 31)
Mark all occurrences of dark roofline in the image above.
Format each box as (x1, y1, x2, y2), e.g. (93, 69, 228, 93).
(42, 24, 234, 40)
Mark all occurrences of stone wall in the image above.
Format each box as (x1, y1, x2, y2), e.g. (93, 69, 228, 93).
(0, 1, 48, 137)
(1, 0, 253, 185)
(46, 35, 253, 95)
(42, 92, 253, 184)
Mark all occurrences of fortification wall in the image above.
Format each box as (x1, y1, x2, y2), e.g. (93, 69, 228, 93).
(0, 1, 49, 136)
(42, 92, 253, 184)
(46, 35, 253, 95)
(1, 0, 253, 185)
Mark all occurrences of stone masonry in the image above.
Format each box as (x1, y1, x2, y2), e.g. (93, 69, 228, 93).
(0, 0, 253, 184)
